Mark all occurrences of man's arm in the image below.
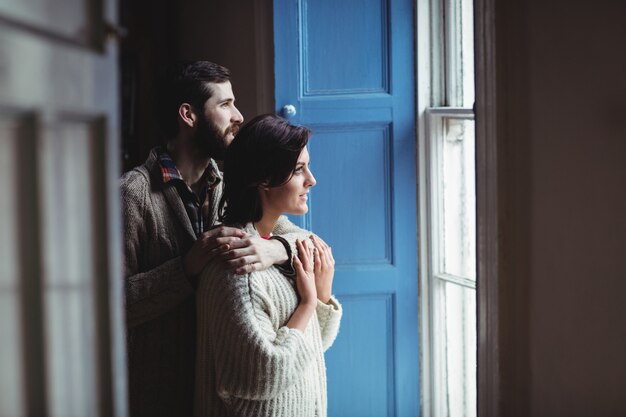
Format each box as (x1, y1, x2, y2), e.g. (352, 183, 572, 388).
(122, 177, 193, 328)
(122, 173, 245, 328)
(218, 216, 310, 275)
(125, 222, 245, 328)
(125, 256, 193, 329)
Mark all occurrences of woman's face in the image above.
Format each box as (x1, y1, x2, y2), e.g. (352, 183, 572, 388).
(261, 147, 316, 216)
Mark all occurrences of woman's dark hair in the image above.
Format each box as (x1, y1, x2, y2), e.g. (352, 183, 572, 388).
(219, 114, 311, 226)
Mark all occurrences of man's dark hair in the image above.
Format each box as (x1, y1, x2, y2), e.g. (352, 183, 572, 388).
(219, 114, 311, 226)
(156, 61, 231, 141)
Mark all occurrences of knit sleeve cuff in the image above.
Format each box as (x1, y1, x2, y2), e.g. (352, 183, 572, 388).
(316, 295, 342, 351)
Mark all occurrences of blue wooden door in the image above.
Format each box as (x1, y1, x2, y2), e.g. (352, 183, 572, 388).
(274, 0, 419, 416)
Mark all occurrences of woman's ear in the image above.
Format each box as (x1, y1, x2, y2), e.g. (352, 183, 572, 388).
(259, 180, 271, 191)
(258, 180, 271, 191)
(178, 103, 197, 128)
(257, 181, 271, 208)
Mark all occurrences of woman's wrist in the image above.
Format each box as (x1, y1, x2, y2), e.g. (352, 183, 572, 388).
(300, 299, 317, 311)
(318, 292, 331, 304)
(287, 300, 316, 332)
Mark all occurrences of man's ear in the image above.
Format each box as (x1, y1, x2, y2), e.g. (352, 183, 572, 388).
(178, 103, 197, 128)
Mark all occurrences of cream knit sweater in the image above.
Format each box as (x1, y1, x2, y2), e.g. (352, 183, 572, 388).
(195, 224, 342, 417)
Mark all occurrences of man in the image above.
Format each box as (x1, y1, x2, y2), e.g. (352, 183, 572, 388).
(121, 61, 305, 416)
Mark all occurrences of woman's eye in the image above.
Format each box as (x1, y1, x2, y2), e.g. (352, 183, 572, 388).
(294, 167, 303, 174)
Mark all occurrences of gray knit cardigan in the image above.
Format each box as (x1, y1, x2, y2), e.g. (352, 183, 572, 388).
(195, 224, 342, 417)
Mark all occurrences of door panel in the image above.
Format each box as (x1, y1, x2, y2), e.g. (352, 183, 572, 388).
(275, 0, 419, 415)
(303, 0, 388, 94)
(308, 124, 393, 266)
(0, 0, 125, 414)
(326, 294, 396, 416)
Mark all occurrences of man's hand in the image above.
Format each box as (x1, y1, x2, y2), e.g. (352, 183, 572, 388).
(183, 226, 246, 279)
(220, 235, 288, 275)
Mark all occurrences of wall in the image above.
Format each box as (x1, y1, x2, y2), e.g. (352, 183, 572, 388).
(496, 0, 626, 415)
(120, 0, 273, 170)
(120, 0, 180, 170)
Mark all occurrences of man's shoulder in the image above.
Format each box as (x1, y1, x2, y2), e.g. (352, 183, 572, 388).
(120, 150, 162, 193)
(121, 164, 150, 185)
(120, 165, 152, 197)
(119, 156, 165, 213)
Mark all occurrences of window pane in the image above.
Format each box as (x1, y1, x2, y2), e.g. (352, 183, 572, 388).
(443, 281, 476, 417)
(40, 123, 98, 416)
(460, 0, 474, 107)
(446, 0, 475, 107)
(441, 118, 476, 280)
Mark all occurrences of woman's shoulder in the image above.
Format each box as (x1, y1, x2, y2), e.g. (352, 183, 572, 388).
(197, 259, 240, 297)
(249, 266, 297, 304)
(198, 259, 280, 294)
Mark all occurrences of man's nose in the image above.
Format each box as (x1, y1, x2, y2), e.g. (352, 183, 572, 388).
(232, 106, 244, 124)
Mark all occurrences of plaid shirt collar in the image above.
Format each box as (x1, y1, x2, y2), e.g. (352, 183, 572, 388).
(157, 147, 221, 189)
(155, 147, 222, 237)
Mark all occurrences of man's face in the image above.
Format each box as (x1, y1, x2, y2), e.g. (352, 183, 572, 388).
(193, 81, 244, 160)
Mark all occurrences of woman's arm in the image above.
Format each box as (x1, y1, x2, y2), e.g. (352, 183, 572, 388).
(309, 234, 342, 350)
(316, 297, 342, 351)
(286, 239, 318, 332)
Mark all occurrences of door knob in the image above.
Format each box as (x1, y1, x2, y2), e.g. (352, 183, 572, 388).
(281, 104, 297, 118)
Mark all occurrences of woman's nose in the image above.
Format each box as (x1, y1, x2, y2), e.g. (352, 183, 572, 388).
(307, 171, 316, 187)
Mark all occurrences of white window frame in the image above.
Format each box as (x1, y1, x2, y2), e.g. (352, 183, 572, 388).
(422, 107, 476, 417)
(417, 0, 480, 414)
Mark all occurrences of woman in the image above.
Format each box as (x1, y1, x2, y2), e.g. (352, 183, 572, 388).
(194, 114, 342, 417)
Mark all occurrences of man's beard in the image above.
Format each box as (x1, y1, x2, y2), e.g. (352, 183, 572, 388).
(193, 116, 236, 160)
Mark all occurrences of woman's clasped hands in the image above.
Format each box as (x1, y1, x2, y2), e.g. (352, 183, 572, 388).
(293, 235, 335, 305)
